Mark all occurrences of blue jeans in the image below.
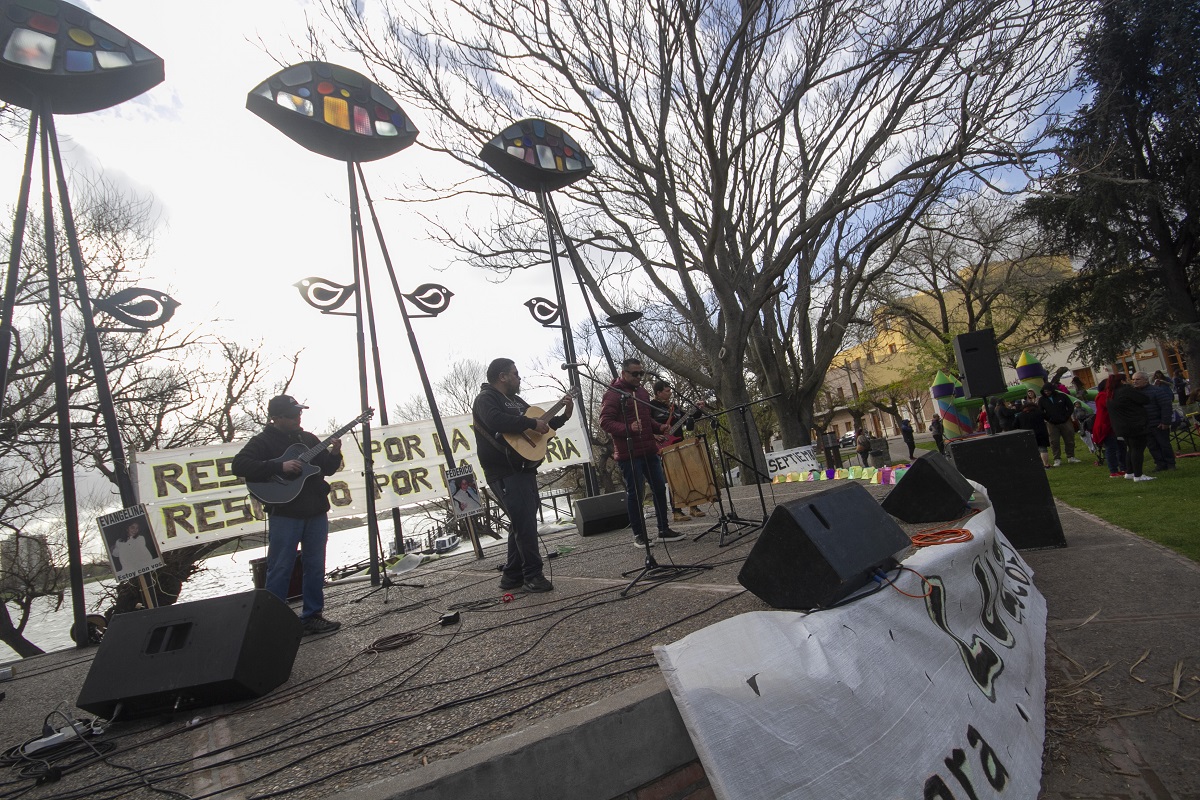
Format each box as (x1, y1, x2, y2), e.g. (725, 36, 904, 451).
(1102, 436, 1127, 473)
(618, 455, 670, 538)
(488, 471, 544, 582)
(266, 514, 329, 621)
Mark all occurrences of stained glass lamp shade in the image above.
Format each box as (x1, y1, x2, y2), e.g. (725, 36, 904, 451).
(247, 61, 418, 163)
(0, 0, 163, 113)
(479, 118, 594, 192)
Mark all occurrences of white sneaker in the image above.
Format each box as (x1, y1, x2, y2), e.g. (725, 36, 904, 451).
(1133, 475, 1156, 482)
(1124, 473, 1136, 479)
(1067, 457, 1081, 464)
(1052, 460, 1061, 467)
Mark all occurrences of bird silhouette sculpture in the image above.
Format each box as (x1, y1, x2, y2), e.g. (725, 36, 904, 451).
(92, 288, 180, 329)
(294, 277, 356, 313)
(524, 297, 561, 327)
(403, 284, 454, 317)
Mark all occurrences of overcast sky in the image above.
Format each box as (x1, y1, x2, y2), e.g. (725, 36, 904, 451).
(2, 0, 581, 436)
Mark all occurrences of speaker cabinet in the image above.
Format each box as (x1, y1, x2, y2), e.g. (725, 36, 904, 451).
(953, 329, 1007, 398)
(574, 491, 630, 536)
(77, 589, 302, 719)
(738, 482, 910, 610)
(880, 451, 975, 523)
(948, 430, 1066, 550)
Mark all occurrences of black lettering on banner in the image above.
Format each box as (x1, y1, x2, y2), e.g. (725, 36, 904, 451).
(967, 725, 1008, 791)
(972, 557, 1014, 648)
(544, 436, 581, 462)
(329, 480, 353, 507)
(215, 457, 243, 487)
(924, 775, 957, 800)
(923, 726, 1008, 799)
(153, 464, 188, 498)
(924, 576, 1004, 701)
(389, 467, 432, 497)
(187, 460, 220, 492)
(161, 505, 194, 537)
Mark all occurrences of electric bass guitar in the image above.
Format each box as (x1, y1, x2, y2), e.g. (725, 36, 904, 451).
(246, 408, 374, 505)
(502, 389, 578, 463)
(657, 402, 706, 452)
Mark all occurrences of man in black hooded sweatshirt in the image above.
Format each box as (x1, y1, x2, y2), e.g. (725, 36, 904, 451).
(473, 358, 573, 593)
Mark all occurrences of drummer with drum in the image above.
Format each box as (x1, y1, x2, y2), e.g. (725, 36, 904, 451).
(649, 380, 709, 522)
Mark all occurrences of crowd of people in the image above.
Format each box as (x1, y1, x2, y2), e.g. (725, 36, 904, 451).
(964, 369, 1191, 481)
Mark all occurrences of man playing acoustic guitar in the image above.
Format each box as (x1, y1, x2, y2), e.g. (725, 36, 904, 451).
(473, 358, 574, 593)
(231, 395, 343, 635)
(649, 380, 707, 522)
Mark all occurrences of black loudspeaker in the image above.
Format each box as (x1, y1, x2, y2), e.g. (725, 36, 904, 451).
(948, 430, 1066, 550)
(953, 329, 1008, 398)
(880, 451, 975, 523)
(738, 482, 910, 610)
(574, 491, 630, 536)
(77, 589, 302, 719)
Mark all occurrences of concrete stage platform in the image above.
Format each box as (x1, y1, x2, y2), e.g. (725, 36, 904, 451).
(1, 479, 1197, 800)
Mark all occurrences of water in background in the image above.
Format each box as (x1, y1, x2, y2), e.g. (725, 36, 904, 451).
(2, 524, 419, 662)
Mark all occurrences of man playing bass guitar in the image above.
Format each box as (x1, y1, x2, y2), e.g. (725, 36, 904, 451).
(649, 380, 707, 521)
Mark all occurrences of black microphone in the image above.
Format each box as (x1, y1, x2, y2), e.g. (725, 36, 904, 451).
(561, 361, 585, 370)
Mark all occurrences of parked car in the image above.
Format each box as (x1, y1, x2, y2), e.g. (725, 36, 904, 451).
(839, 432, 857, 448)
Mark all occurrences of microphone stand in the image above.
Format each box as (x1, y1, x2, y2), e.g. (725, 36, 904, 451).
(566, 366, 711, 594)
(693, 394, 780, 546)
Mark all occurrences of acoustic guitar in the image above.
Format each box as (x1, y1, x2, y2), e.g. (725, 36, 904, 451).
(246, 408, 374, 505)
(502, 389, 578, 462)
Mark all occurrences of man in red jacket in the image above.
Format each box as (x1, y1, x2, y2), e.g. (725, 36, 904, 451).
(599, 359, 685, 548)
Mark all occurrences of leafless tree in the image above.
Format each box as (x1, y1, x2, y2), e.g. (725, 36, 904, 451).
(312, 0, 1085, 469)
(869, 193, 1066, 377)
(1, 176, 284, 653)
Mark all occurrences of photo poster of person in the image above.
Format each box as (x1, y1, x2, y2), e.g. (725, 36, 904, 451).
(446, 465, 484, 520)
(97, 504, 165, 583)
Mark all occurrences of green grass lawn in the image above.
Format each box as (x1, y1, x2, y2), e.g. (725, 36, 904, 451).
(923, 432, 1197, 562)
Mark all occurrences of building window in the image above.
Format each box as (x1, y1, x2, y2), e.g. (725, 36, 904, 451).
(837, 387, 845, 402)
(888, 344, 897, 354)
(866, 351, 875, 364)
(850, 382, 859, 399)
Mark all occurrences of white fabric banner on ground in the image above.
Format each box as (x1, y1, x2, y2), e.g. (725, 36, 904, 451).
(654, 487, 1046, 800)
(130, 404, 591, 553)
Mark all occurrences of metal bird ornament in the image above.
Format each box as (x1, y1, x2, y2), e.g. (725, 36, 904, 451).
(91, 288, 179, 329)
(402, 284, 454, 317)
(525, 297, 561, 327)
(294, 276, 356, 313)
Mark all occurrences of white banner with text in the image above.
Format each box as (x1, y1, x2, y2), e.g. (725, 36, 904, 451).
(654, 488, 1045, 800)
(130, 404, 591, 553)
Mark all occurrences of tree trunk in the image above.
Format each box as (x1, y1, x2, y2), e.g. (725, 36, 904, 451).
(0, 602, 44, 658)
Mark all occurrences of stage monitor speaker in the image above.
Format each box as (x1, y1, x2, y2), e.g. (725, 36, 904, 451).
(574, 492, 630, 536)
(948, 430, 1066, 550)
(880, 451, 975, 524)
(953, 329, 1008, 398)
(737, 482, 910, 610)
(77, 589, 302, 719)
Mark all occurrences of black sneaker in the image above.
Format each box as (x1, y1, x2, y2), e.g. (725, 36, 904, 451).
(658, 529, 686, 542)
(499, 574, 523, 590)
(523, 575, 554, 593)
(302, 615, 341, 636)
(633, 535, 656, 548)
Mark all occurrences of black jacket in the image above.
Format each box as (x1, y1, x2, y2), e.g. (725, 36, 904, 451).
(231, 425, 342, 518)
(472, 384, 570, 481)
(1037, 391, 1074, 425)
(1108, 385, 1151, 438)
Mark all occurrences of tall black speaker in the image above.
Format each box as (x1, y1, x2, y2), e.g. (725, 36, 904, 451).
(574, 491, 630, 536)
(738, 482, 910, 610)
(953, 329, 1007, 398)
(77, 590, 302, 719)
(948, 430, 1066, 550)
(880, 451, 975, 523)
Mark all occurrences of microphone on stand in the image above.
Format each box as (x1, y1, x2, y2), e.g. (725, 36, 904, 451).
(561, 361, 586, 370)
